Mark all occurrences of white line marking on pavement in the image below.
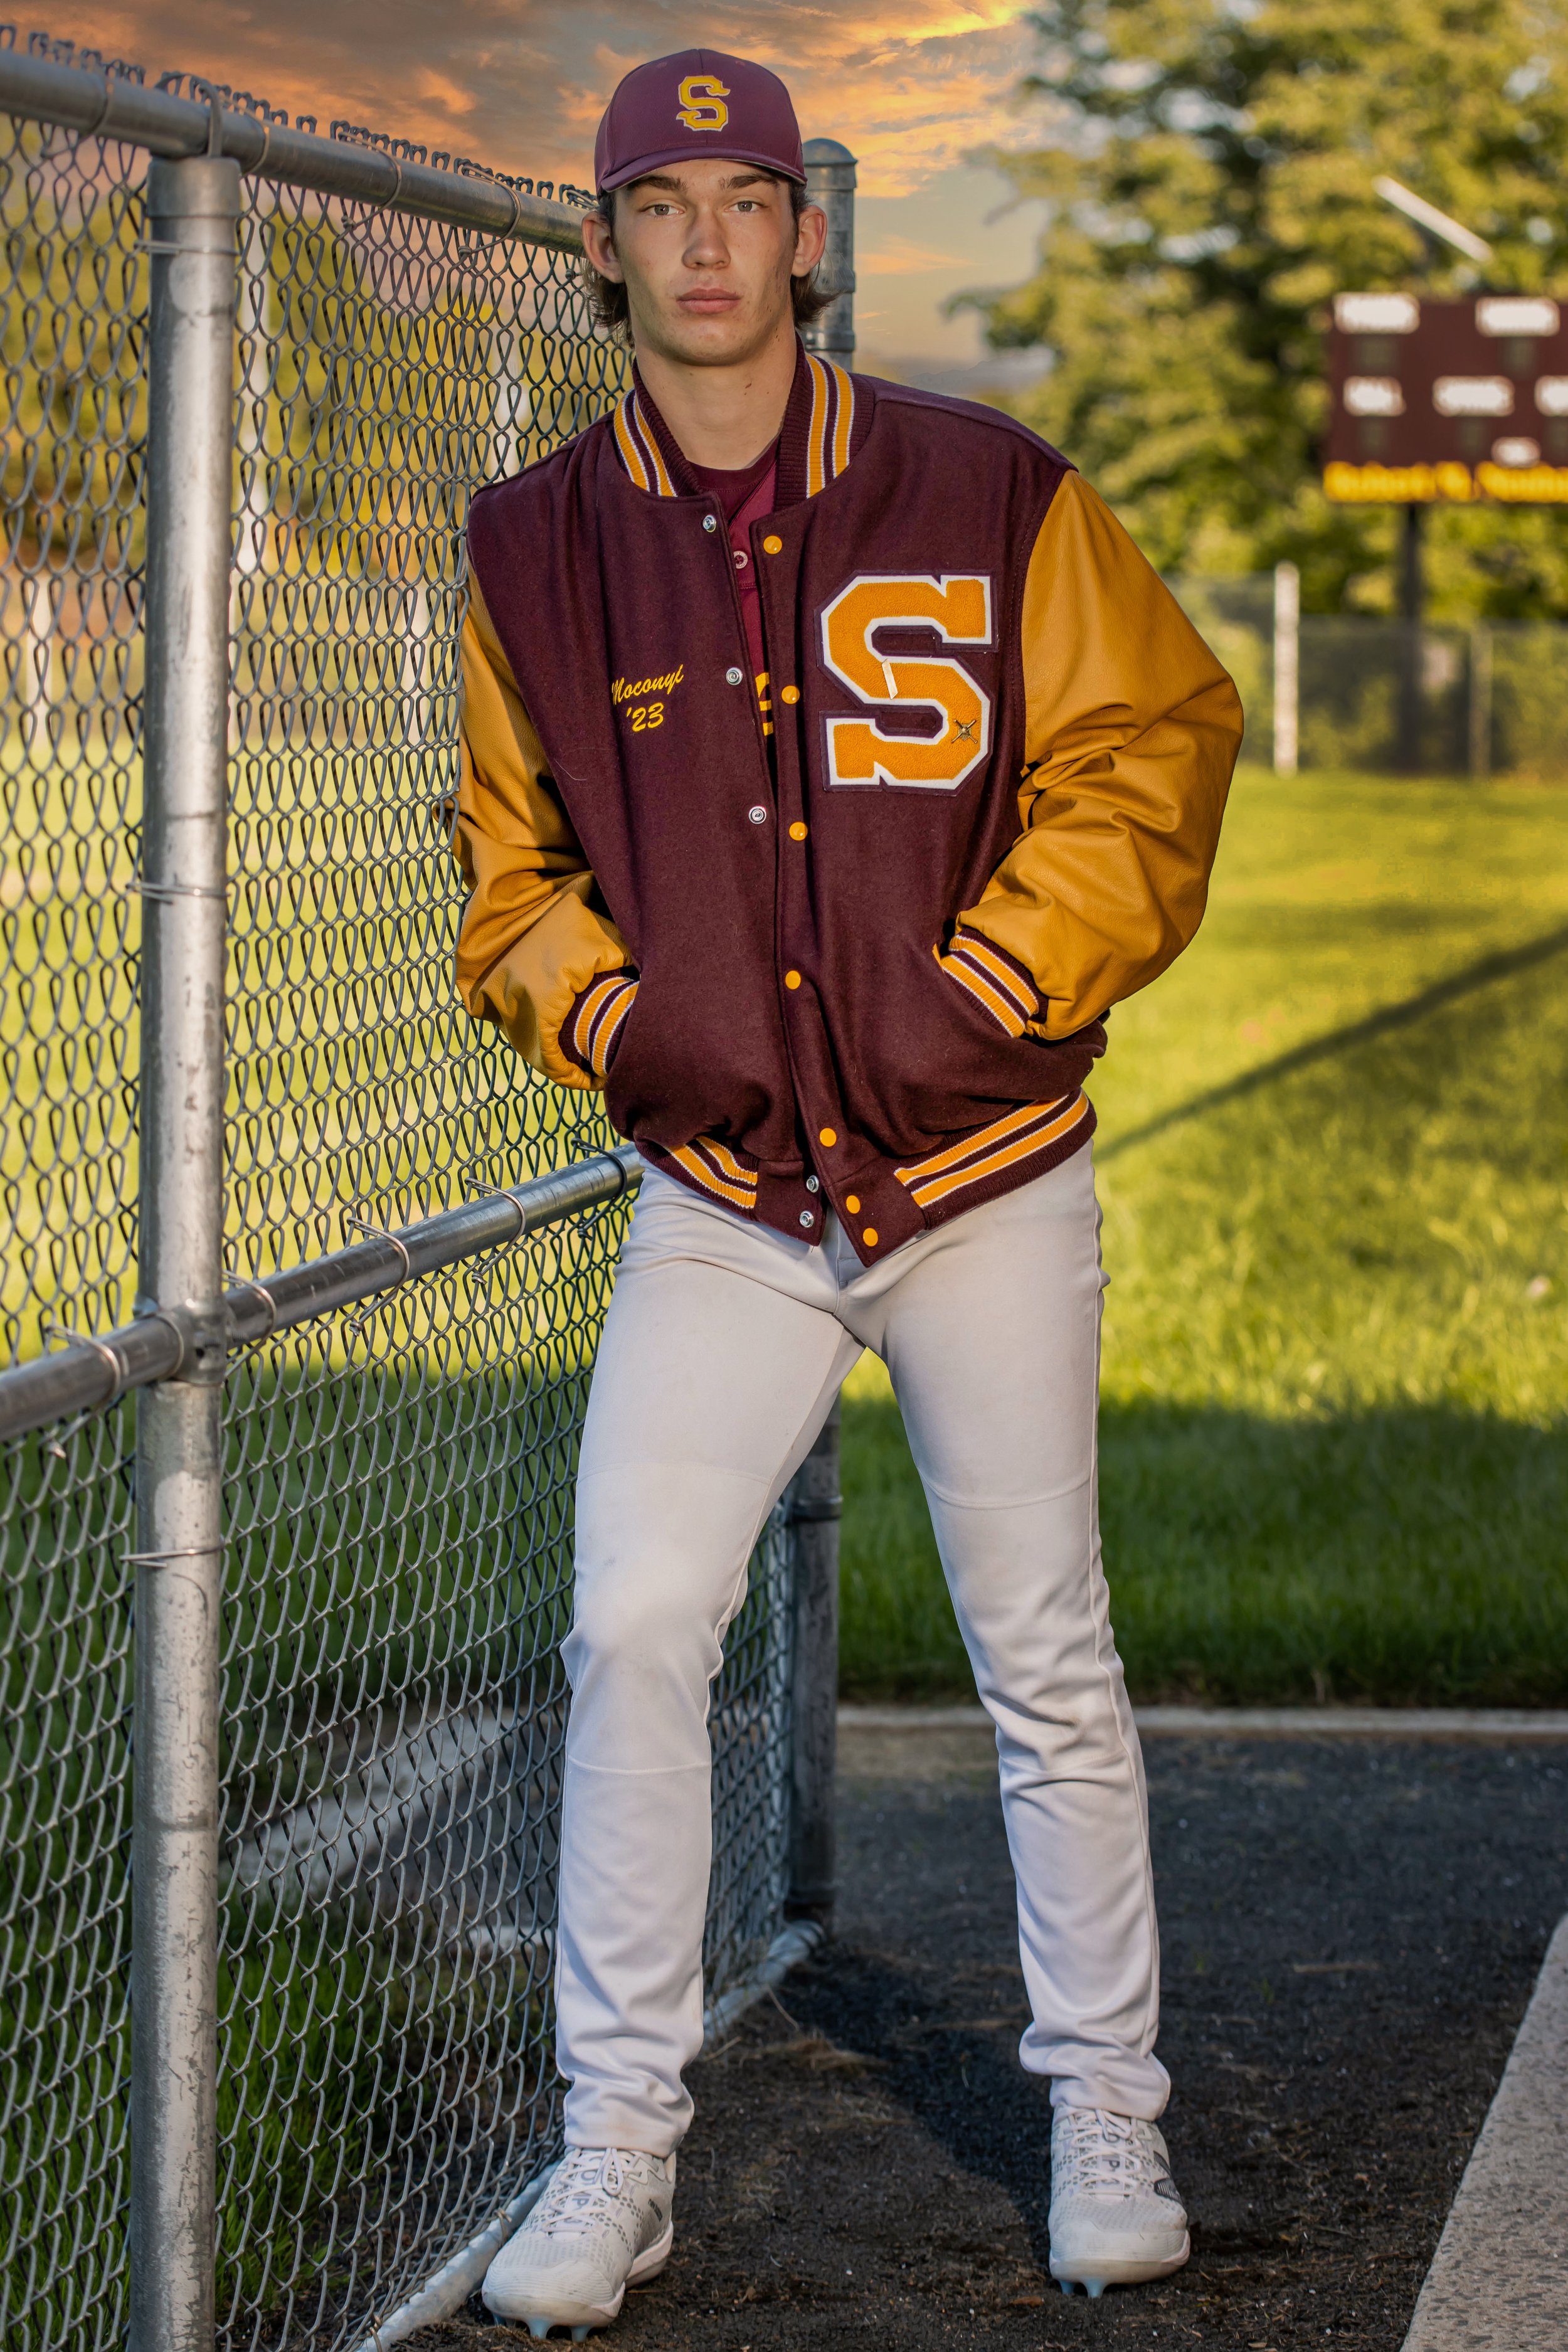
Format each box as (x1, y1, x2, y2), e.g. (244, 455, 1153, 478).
(1401, 1912, 1568, 2350)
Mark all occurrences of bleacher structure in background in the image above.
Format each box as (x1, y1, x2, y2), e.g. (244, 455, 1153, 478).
(0, 30, 852, 2352)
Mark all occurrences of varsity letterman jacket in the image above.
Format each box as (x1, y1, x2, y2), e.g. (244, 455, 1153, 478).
(456, 343, 1242, 1265)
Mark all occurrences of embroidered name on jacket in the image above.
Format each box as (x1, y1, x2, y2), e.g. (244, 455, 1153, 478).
(612, 665, 685, 705)
(612, 664, 685, 731)
(819, 572, 993, 790)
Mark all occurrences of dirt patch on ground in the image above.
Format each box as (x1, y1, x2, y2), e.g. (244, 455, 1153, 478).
(409, 1727, 1568, 2349)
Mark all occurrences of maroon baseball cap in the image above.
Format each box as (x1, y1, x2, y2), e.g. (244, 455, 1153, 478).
(594, 48, 805, 194)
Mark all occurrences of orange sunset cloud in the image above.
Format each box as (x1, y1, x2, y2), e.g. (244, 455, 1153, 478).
(25, 1, 1058, 362)
(28, 1, 1039, 193)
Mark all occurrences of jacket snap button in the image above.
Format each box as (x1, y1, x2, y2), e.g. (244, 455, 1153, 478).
(862, 1227, 879, 1248)
(783, 969, 802, 990)
(702, 514, 718, 532)
(818, 1127, 837, 1147)
(725, 666, 743, 686)
(780, 684, 800, 704)
(747, 805, 768, 824)
(789, 821, 808, 841)
(805, 1175, 820, 1194)
(845, 1194, 861, 1214)
(800, 1210, 815, 1229)
(763, 534, 783, 554)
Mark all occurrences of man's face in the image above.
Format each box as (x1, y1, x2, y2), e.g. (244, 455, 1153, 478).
(582, 157, 826, 367)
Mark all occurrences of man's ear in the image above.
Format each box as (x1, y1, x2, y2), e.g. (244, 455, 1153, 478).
(792, 200, 828, 282)
(582, 210, 625, 283)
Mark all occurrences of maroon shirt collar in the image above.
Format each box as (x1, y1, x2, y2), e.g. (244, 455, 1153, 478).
(686, 441, 778, 516)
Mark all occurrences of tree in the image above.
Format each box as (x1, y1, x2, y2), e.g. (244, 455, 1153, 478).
(973, 0, 1568, 615)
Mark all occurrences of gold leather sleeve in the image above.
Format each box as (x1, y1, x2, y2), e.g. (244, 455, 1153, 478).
(453, 576, 632, 1089)
(959, 473, 1242, 1039)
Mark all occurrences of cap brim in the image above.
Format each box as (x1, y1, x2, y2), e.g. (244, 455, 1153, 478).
(600, 144, 807, 193)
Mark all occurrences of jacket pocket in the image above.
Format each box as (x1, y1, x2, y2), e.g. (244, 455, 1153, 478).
(561, 970, 639, 1081)
(932, 924, 1042, 1039)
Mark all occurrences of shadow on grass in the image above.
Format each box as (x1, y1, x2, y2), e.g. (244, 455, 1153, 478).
(1099, 917, 1568, 1161)
(841, 1396, 1568, 1707)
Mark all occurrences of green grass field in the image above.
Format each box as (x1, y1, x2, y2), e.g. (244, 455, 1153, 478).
(840, 770, 1568, 1705)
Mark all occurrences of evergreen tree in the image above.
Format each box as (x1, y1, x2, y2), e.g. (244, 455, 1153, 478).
(975, 0, 1568, 614)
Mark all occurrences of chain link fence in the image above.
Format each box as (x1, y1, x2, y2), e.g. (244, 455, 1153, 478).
(1167, 573, 1568, 778)
(1162, 575, 1276, 766)
(0, 32, 837, 2351)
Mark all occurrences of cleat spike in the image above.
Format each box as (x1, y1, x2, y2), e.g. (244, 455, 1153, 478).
(1060, 2279, 1075, 2295)
(572, 2333, 592, 2344)
(1085, 2279, 1106, 2298)
(528, 2323, 551, 2341)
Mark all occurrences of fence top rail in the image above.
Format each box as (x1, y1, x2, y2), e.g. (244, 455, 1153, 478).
(0, 1143, 643, 1444)
(0, 43, 592, 249)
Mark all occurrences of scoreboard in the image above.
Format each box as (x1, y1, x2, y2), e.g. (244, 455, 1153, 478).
(1325, 292, 1568, 504)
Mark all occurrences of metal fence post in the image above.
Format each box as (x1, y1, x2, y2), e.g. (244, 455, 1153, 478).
(130, 152, 239, 2352)
(1399, 501, 1424, 773)
(1468, 622, 1493, 781)
(783, 134, 855, 1933)
(785, 1398, 842, 1924)
(1273, 560, 1300, 776)
(802, 137, 857, 365)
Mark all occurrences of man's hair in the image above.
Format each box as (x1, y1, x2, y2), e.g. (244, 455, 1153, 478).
(585, 175, 833, 342)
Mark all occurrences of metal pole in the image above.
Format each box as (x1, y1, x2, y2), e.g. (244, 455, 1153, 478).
(785, 1398, 841, 1925)
(1399, 501, 1424, 774)
(1272, 560, 1300, 777)
(785, 137, 855, 1928)
(130, 152, 238, 2352)
(1468, 623, 1493, 782)
(0, 50, 588, 250)
(802, 137, 857, 366)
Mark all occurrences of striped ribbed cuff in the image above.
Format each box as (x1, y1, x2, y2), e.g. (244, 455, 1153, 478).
(657, 1133, 760, 1216)
(894, 1092, 1088, 1209)
(562, 971, 638, 1079)
(934, 926, 1042, 1038)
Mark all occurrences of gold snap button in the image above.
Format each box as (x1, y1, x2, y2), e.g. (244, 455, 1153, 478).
(845, 1194, 861, 1214)
(789, 821, 808, 842)
(862, 1227, 879, 1248)
(780, 684, 800, 705)
(818, 1127, 837, 1147)
(763, 534, 783, 553)
(784, 969, 802, 990)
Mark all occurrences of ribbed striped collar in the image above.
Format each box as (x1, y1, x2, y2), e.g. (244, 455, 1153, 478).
(611, 340, 866, 506)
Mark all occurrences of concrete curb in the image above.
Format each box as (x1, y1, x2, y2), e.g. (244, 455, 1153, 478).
(1401, 1912, 1568, 2349)
(838, 1705, 1568, 1742)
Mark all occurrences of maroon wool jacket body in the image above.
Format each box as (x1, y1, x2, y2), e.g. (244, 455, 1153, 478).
(460, 346, 1241, 1264)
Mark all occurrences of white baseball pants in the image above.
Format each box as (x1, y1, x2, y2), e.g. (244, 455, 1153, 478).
(557, 1145, 1168, 2154)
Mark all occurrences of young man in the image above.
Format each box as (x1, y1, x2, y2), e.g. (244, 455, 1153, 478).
(457, 47, 1242, 2339)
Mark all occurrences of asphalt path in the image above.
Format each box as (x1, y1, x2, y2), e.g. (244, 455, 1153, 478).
(412, 1722, 1568, 2351)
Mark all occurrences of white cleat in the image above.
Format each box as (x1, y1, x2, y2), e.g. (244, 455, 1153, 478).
(481, 2144, 675, 2338)
(1048, 2106, 1190, 2295)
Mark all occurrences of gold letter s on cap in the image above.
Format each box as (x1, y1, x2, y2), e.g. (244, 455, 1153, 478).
(676, 74, 730, 131)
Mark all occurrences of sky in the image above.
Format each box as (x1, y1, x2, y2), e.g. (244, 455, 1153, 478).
(41, 0, 1062, 374)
